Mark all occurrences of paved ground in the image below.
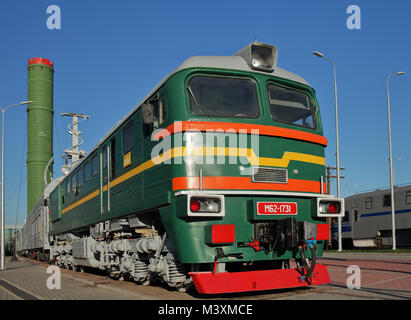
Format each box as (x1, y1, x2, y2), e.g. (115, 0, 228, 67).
(314, 252, 411, 300)
(0, 252, 410, 300)
(0, 257, 159, 300)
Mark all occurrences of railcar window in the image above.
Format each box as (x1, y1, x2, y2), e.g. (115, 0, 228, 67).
(111, 138, 116, 178)
(160, 99, 167, 124)
(84, 161, 91, 182)
(123, 122, 135, 154)
(71, 175, 77, 193)
(406, 191, 411, 204)
(267, 84, 315, 128)
(92, 154, 99, 176)
(188, 76, 259, 118)
(343, 211, 349, 222)
(77, 167, 84, 186)
(383, 194, 391, 207)
(365, 197, 372, 209)
(103, 147, 108, 169)
(354, 209, 359, 222)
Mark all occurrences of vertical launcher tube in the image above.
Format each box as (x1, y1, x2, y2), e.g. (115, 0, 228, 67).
(27, 57, 54, 215)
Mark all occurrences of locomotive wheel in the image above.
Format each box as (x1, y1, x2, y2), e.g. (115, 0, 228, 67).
(177, 282, 193, 293)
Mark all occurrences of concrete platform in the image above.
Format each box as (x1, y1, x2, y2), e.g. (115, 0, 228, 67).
(0, 257, 158, 300)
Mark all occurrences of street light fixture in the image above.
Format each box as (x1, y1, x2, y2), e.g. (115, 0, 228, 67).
(386, 71, 406, 251)
(312, 51, 343, 252)
(312, 51, 324, 58)
(0, 100, 32, 271)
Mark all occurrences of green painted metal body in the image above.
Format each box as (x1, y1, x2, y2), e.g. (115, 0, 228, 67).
(48, 66, 327, 264)
(27, 62, 54, 215)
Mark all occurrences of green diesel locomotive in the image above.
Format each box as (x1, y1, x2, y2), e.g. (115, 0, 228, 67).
(18, 42, 344, 294)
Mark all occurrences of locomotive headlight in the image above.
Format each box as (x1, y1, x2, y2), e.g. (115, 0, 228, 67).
(250, 44, 275, 71)
(187, 194, 225, 217)
(317, 198, 345, 218)
(234, 41, 277, 73)
(203, 199, 220, 212)
(190, 197, 221, 213)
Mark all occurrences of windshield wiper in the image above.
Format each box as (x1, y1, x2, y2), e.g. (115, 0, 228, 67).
(187, 86, 201, 110)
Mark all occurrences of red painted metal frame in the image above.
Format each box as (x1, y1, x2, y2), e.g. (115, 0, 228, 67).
(211, 224, 235, 244)
(316, 223, 330, 240)
(189, 264, 330, 294)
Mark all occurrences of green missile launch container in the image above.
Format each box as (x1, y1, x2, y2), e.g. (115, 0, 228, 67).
(27, 57, 54, 216)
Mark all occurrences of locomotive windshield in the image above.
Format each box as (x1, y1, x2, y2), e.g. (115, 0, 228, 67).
(267, 84, 316, 129)
(188, 76, 260, 118)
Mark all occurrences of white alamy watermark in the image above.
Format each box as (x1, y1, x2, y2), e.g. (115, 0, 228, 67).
(46, 265, 61, 290)
(346, 5, 361, 30)
(150, 121, 260, 167)
(346, 265, 361, 290)
(46, 5, 61, 30)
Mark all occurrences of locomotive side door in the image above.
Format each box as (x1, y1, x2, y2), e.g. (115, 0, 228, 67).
(100, 138, 116, 214)
(100, 144, 110, 214)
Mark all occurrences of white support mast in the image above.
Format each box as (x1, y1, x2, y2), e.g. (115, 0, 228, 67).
(61, 113, 89, 175)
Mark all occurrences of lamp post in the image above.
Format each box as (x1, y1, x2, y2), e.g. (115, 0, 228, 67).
(0, 100, 32, 271)
(386, 72, 405, 251)
(313, 51, 343, 252)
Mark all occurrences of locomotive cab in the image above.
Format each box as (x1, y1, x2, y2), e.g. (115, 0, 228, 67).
(144, 41, 344, 293)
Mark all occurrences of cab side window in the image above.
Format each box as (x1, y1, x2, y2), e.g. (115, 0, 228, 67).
(144, 95, 167, 137)
(153, 97, 167, 129)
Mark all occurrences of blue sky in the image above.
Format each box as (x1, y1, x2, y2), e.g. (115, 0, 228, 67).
(0, 0, 410, 225)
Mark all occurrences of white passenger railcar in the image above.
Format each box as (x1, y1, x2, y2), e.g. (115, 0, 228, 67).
(332, 185, 411, 248)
